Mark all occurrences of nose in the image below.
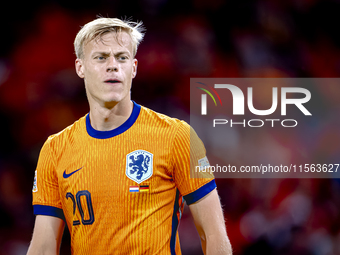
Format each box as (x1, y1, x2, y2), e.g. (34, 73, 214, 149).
(106, 56, 118, 72)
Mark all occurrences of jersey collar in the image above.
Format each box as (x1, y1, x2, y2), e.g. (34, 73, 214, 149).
(86, 101, 141, 139)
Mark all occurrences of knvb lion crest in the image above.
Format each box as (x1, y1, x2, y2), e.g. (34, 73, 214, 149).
(126, 150, 153, 184)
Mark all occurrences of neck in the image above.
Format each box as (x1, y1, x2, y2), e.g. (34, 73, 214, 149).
(88, 99, 134, 131)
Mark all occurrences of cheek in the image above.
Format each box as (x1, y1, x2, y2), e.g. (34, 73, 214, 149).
(128, 66, 136, 78)
(85, 66, 100, 81)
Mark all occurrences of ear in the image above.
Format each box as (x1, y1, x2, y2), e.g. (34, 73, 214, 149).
(75, 58, 85, 78)
(132, 59, 138, 79)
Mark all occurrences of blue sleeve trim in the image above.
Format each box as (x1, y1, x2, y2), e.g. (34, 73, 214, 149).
(33, 205, 66, 222)
(184, 179, 216, 205)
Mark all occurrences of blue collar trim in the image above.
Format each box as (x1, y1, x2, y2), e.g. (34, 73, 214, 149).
(86, 101, 141, 139)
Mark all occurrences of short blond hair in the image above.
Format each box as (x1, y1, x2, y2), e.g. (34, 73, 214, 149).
(74, 17, 144, 59)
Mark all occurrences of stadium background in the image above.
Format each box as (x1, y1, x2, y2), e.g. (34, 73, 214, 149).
(1, 0, 340, 254)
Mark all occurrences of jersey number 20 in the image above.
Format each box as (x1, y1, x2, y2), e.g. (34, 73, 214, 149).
(66, 190, 95, 226)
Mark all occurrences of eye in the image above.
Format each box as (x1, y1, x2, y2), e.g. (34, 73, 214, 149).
(94, 56, 106, 60)
(118, 56, 128, 61)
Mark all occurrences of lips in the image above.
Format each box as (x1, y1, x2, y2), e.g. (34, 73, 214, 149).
(104, 79, 121, 83)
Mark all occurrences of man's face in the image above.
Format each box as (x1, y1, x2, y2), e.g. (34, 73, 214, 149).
(75, 31, 137, 108)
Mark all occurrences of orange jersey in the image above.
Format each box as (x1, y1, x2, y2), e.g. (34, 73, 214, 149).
(32, 101, 215, 255)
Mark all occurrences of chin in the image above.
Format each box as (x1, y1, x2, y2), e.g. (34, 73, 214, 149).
(98, 91, 130, 107)
(103, 94, 122, 104)
(103, 96, 127, 107)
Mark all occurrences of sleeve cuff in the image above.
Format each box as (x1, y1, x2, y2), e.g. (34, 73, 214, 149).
(33, 205, 66, 222)
(183, 179, 216, 205)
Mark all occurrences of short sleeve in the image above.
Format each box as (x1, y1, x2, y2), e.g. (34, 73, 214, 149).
(32, 137, 65, 221)
(172, 121, 216, 205)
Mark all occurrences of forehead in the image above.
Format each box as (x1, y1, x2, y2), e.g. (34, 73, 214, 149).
(83, 31, 133, 57)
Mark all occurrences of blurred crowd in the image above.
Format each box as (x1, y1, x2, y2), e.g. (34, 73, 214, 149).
(0, 0, 340, 254)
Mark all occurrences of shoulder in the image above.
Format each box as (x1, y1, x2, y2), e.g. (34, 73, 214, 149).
(45, 115, 86, 149)
(139, 105, 189, 131)
(138, 105, 196, 145)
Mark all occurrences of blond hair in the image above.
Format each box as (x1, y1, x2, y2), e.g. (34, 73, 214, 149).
(74, 17, 144, 59)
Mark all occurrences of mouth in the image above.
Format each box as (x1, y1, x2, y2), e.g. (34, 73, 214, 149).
(104, 79, 121, 84)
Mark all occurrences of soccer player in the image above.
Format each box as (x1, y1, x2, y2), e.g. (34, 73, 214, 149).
(26, 17, 232, 255)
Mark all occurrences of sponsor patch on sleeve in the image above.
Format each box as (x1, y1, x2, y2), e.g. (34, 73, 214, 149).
(32, 170, 38, 192)
(198, 156, 210, 171)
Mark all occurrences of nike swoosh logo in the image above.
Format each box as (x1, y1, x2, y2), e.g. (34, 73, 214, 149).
(63, 167, 83, 178)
